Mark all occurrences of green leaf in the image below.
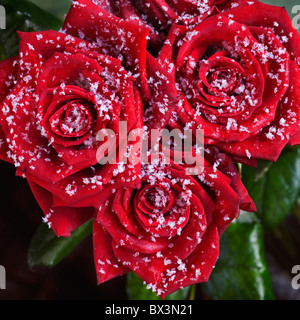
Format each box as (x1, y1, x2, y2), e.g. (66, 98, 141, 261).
(0, 0, 63, 58)
(202, 213, 275, 300)
(28, 219, 93, 269)
(25, 0, 72, 20)
(243, 147, 300, 230)
(127, 272, 191, 300)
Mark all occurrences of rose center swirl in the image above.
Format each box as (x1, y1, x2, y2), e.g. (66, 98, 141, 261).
(49, 101, 93, 138)
(132, 179, 192, 238)
(198, 53, 245, 100)
(137, 184, 172, 215)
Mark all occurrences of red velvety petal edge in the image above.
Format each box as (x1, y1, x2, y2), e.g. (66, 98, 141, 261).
(28, 180, 94, 237)
(0, 57, 18, 163)
(289, 131, 300, 146)
(112, 223, 219, 299)
(222, 0, 300, 66)
(215, 60, 300, 162)
(0, 126, 11, 164)
(160, 224, 219, 299)
(93, 218, 130, 284)
(145, 52, 179, 129)
(62, 0, 151, 101)
(117, 0, 164, 51)
(93, 0, 114, 12)
(0, 56, 18, 102)
(204, 147, 256, 217)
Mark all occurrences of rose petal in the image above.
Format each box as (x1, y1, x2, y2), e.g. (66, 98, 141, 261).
(93, 219, 129, 284)
(0, 57, 18, 164)
(223, 0, 300, 66)
(144, 52, 179, 129)
(63, 0, 151, 100)
(289, 131, 300, 146)
(28, 181, 94, 237)
(0, 126, 11, 163)
(216, 60, 300, 162)
(159, 224, 220, 299)
(112, 223, 219, 299)
(0, 57, 18, 102)
(97, 199, 170, 254)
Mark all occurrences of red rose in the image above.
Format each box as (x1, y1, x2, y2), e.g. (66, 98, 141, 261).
(158, 0, 300, 165)
(62, 0, 179, 129)
(95, 0, 245, 51)
(93, 147, 255, 298)
(0, 0, 177, 236)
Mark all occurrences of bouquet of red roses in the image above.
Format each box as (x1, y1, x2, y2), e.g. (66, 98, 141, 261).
(0, 0, 300, 300)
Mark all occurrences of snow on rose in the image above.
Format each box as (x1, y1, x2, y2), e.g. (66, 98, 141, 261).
(0, 0, 299, 299)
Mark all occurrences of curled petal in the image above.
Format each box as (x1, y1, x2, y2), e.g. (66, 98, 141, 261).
(63, 0, 151, 100)
(28, 181, 93, 237)
(93, 219, 129, 284)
